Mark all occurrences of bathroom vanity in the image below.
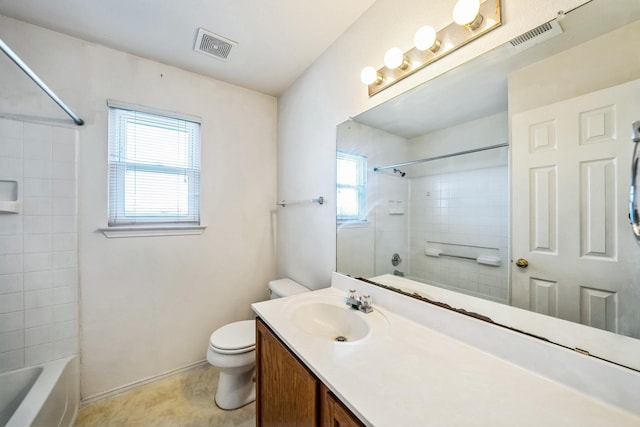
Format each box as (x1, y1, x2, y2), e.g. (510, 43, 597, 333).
(252, 273, 640, 426)
(256, 318, 363, 426)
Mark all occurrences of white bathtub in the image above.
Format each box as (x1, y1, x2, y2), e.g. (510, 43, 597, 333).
(0, 355, 79, 427)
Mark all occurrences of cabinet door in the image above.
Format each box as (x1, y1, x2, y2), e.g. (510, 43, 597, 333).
(320, 384, 364, 427)
(256, 318, 319, 426)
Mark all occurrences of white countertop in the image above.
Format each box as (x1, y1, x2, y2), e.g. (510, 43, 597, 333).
(252, 281, 640, 426)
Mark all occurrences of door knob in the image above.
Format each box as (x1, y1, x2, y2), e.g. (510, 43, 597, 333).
(515, 258, 529, 268)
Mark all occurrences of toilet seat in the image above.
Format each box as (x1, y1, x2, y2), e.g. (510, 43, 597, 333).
(209, 320, 256, 355)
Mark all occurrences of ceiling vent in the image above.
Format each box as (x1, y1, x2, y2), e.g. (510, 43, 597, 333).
(508, 20, 563, 52)
(194, 28, 237, 61)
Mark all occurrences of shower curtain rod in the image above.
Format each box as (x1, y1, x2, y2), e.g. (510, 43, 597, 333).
(0, 38, 84, 126)
(373, 142, 508, 172)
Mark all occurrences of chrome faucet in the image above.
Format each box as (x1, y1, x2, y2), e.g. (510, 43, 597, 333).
(345, 289, 373, 313)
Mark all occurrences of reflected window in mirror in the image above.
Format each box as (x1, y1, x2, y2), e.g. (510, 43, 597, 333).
(336, 152, 367, 223)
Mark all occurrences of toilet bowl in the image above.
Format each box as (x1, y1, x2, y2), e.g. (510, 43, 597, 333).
(206, 278, 310, 410)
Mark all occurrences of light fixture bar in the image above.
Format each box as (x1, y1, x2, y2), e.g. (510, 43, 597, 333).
(366, 0, 501, 97)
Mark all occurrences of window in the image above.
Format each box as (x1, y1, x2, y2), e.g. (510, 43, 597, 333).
(336, 151, 367, 222)
(108, 101, 201, 226)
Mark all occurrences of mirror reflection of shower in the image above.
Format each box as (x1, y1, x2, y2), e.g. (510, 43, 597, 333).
(393, 168, 406, 177)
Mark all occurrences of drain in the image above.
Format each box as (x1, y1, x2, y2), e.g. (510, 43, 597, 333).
(335, 336, 347, 342)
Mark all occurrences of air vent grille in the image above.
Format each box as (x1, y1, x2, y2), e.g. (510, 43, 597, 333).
(509, 20, 563, 51)
(194, 28, 237, 61)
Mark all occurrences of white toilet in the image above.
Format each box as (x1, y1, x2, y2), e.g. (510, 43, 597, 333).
(206, 278, 310, 410)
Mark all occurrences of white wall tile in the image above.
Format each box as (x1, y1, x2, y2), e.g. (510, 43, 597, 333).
(25, 306, 53, 328)
(23, 216, 52, 234)
(53, 268, 77, 287)
(52, 162, 76, 180)
(23, 252, 53, 272)
(23, 139, 52, 161)
(0, 311, 23, 333)
(0, 235, 23, 255)
(23, 123, 52, 143)
(23, 178, 52, 198)
(53, 320, 76, 341)
(0, 118, 23, 139)
(24, 271, 52, 291)
(23, 158, 52, 179)
(23, 234, 52, 253)
(25, 324, 53, 347)
(53, 286, 76, 305)
(23, 197, 52, 215)
(52, 143, 76, 163)
(52, 216, 76, 233)
(0, 120, 77, 370)
(53, 233, 77, 252)
(53, 337, 77, 359)
(0, 254, 22, 274)
(0, 215, 23, 235)
(0, 158, 23, 178)
(52, 180, 75, 198)
(0, 292, 23, 313)
(0, 330, 24, 352)
(53, 251, 76, 269)
(0, 349, 24, 373)
(52, 197, 76, 216)
(52, 127, 75, 145)
(24, 288, 52, 309)
(25, 342, 54, 366)
(53, 303, 76, 323)
(0, 138, 23, 158)
(0, 273, 22, 294)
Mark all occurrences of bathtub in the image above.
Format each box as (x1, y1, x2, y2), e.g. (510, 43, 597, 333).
(0, 355, 79, 427)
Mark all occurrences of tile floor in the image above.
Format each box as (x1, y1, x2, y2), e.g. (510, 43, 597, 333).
(74, 364, 255, 427)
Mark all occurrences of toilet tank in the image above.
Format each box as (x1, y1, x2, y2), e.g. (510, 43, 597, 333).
(268, 278, 309, 299)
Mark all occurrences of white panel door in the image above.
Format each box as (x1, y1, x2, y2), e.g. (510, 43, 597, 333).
(511, 79, 640, 338)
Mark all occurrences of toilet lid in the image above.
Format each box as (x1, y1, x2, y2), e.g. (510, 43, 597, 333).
(209, 320, 256, 353)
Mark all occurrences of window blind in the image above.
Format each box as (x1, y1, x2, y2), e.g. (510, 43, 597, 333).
(108, 103, 201, 226)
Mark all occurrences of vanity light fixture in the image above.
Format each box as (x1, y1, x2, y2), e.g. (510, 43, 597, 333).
(453, 0, 484, 30)
(361, 0, 501, 97)
(384, 47, 410, 70)
(360, 66, 383, 85)
(414, 25, 441, 52)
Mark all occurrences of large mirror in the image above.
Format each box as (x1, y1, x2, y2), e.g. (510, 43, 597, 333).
(337, 0, 640, 369)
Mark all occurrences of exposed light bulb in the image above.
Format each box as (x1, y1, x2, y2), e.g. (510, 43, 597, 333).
(360, 66, 382, 85)
(453, 0, 483, 29)
(384, 47, 409, 70)
(414, 25, 441, 52)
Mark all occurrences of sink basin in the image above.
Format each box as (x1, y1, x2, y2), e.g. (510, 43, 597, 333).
(292, 302, 370, 343)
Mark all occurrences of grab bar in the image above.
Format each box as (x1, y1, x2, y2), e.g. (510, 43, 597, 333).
(0, 38, 84, 126)
(425, 248, 501, 266)
(277, 196, 324, 207)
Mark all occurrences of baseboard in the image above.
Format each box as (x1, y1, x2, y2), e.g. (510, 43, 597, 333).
(80, 360, 208, 405)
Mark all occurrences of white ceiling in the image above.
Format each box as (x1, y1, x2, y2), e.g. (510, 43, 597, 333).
(0, 0, 376, 96)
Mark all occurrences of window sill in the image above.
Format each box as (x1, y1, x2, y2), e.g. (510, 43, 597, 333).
(337, 220, 370, 229)
(99, 225, 206, 238)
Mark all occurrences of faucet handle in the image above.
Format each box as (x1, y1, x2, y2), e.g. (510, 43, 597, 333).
(345, 289, 359, 307)
(359, 295, 372, 312)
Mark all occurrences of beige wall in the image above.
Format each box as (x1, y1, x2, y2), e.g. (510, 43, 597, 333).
(277, 0, 590, 287)
(0, 15, 277, 398)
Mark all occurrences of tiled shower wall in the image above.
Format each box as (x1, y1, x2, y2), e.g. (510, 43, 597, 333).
(409, 166, 509, 302)
(0, 117, 78, 373)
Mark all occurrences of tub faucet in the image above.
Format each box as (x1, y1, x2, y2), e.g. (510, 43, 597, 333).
(345, 289, 373, 313)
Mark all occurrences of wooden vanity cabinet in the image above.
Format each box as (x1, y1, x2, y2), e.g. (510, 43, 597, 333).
(320, 383, 365, 427)
(256, 318, 364, 427)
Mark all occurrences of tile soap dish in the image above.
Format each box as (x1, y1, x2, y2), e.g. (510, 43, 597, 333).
(0, 180, 20, 214)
